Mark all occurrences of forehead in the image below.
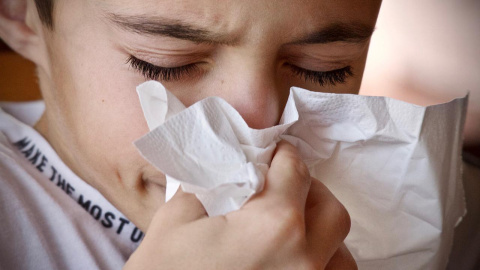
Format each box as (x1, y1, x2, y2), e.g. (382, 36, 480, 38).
(92, 0, 381, 38)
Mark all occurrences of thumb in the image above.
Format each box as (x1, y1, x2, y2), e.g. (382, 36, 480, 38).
(148, 189, 207, 232)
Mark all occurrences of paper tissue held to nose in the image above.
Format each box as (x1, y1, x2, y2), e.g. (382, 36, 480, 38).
(134, 80, 467, 270)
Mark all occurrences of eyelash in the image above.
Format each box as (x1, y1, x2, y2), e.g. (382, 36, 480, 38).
(127, 55, 353, 86)
(127, 55, 200, 81)
(287, 64, 353, 87)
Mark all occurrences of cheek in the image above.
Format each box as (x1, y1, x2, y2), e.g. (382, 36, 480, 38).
(49, 33, 150, 179)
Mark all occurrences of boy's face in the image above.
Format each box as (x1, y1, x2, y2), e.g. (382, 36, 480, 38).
(35, 0, 381, 229)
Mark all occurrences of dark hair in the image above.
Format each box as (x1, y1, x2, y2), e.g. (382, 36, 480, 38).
(34, 0, 54, 29)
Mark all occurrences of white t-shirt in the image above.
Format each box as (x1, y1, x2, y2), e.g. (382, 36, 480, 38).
(0, 102, 141, 270)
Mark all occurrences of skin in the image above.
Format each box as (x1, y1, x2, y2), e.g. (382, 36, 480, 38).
(0, 0, 382, 268)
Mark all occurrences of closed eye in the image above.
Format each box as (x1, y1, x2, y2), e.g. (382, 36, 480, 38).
(286, 64, 353, 87)
(127, 55, 353, 87)
(126, 55, 200, 81)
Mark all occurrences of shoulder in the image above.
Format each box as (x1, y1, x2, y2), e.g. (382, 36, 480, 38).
(0, 107, 134, 270)
(0, 133, 131, 270)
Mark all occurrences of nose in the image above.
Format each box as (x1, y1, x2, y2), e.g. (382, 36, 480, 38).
(223, 73, 283, 129)
(206, 55, 288, 130)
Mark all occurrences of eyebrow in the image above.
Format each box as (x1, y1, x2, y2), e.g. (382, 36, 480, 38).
(291, 23, 375, 45)
(108, 13, 374, 45)
(108, 13, 235, 44)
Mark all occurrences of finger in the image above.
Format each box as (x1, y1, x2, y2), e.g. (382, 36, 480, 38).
(305, 179, 351, 262)
(325, 243, 358, 270)
(149, 189, 207, 231)
(256, 140, 311, 211)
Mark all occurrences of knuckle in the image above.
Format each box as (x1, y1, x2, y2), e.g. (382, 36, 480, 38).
(331, 200, 351, 238)
(267, 206, 306, 243)
(297, 256, 323, 270)
(291, 157, 310, 181)
(324, 247, 358, 270)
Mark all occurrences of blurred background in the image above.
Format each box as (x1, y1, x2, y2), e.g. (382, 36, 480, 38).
(360, 0, 479, 151)
(0, 37, 41, 101)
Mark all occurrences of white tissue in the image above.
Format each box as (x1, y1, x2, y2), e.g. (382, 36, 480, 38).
(134, 80, 467, 270)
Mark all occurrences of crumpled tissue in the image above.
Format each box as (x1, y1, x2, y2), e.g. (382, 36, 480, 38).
(134, 80, 467, 270)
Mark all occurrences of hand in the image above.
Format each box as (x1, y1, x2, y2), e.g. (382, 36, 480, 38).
(124, 141, 356, 270)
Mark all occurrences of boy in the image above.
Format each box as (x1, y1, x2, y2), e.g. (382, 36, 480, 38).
(0, 0, 382, 269)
